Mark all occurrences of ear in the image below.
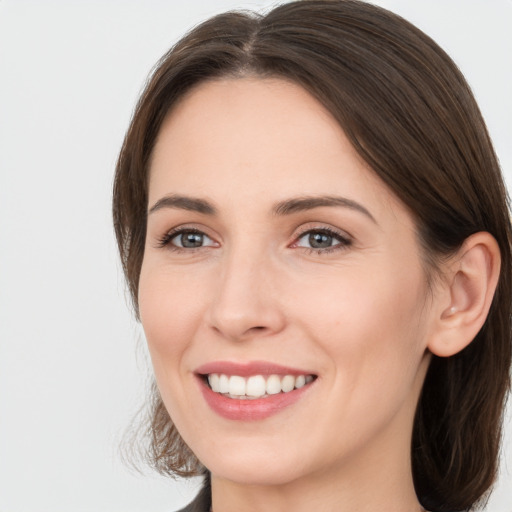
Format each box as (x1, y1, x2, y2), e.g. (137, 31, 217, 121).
(428, 232, 501, 357)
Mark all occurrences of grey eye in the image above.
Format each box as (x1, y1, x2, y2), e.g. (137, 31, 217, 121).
(307, 232, 334, 249)
(294, 228, 351, 252)
(171, 231, 215, 248)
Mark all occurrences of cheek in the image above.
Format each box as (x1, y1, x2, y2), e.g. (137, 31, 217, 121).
(292, 262, 428, 384)
(138, 264, 207, 373)
(290, 268, 429, 449)
(137, 264, 213, 435)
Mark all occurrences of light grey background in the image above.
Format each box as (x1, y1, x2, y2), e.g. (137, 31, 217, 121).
(0, 1, 510, 511)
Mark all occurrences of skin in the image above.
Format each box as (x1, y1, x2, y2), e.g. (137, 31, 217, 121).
(139, 77, 443, 512)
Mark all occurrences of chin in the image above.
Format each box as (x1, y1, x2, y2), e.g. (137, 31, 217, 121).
(209, 461, 305, 487)
(196, 442, 311, 486)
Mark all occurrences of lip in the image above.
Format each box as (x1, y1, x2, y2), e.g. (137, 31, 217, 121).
(195, 360, 317, 421)
(195, 360, 313, 377)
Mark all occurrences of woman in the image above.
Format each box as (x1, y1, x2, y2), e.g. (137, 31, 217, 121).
(113, 1, 512, 511)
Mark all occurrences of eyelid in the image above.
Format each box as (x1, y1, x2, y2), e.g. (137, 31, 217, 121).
(155, 224, 220, 250)
(291, 223, 352, 241)
(153, 222, 352, 253)
(289, 224, 353, 252)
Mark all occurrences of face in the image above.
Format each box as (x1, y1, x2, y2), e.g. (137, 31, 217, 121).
(139, 78, 435, 487)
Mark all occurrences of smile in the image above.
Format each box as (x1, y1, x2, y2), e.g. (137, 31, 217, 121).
(195, 361, 317, 420)
(207, 373, 315, 399)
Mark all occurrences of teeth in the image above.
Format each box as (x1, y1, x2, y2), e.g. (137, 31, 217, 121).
(246, 375, 266, 397)
(208, 373, 220, 392)
(295, 375, 306, 388)
(219, 374, 229, 393)
(281, 375, 295, 392)
(229, 375, 246, 396)
(266, 374, 281, 395)
(207, 373, 314, 398)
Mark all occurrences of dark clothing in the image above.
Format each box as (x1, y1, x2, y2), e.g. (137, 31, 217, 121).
(176, 479, 211, 512)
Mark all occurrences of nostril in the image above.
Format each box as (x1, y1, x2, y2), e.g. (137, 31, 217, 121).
(208, 296, 287, 340)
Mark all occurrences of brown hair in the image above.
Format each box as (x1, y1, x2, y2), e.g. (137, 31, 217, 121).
(113, 1, 512, 510)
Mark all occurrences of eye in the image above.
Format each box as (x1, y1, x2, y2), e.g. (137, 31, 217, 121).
(293, 227, 351, 252)
(158, 228, 217, 250)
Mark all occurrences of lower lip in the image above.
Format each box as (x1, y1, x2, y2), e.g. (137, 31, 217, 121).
(198, 378, 313, 421)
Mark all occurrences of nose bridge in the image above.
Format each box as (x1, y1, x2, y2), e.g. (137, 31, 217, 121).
(208, 237, 284, 340)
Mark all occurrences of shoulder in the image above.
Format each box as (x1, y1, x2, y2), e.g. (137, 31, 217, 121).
(174, 499, 207, 512)
(174, 503, 203, 512)
(174, 482, 211, 512)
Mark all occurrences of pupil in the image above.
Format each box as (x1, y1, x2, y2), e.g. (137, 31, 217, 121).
(182, 232, 203, 248)
(309, 232, 332, 248)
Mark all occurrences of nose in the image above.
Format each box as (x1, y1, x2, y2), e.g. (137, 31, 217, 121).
(207, 248, 286, 342)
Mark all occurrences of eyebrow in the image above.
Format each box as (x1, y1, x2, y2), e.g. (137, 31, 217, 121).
(148, 194, 217, 215)
(273, 195, 377, 223)
(148, 193, 376, 224)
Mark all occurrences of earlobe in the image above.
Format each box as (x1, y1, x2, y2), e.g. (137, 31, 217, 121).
(428, 232, 501, 358)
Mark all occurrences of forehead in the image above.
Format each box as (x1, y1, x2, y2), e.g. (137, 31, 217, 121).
(148, 77, 406, 223)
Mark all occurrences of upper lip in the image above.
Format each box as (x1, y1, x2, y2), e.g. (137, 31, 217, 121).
(195, 360, 316, 377)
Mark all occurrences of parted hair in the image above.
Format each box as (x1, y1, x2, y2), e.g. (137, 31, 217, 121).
(113, 1, 512, 510)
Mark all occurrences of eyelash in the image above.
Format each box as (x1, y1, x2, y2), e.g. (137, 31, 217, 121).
(156, 227, 213, 251)
(293, 226, 352, 254)
(156, 226, 352, 254)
